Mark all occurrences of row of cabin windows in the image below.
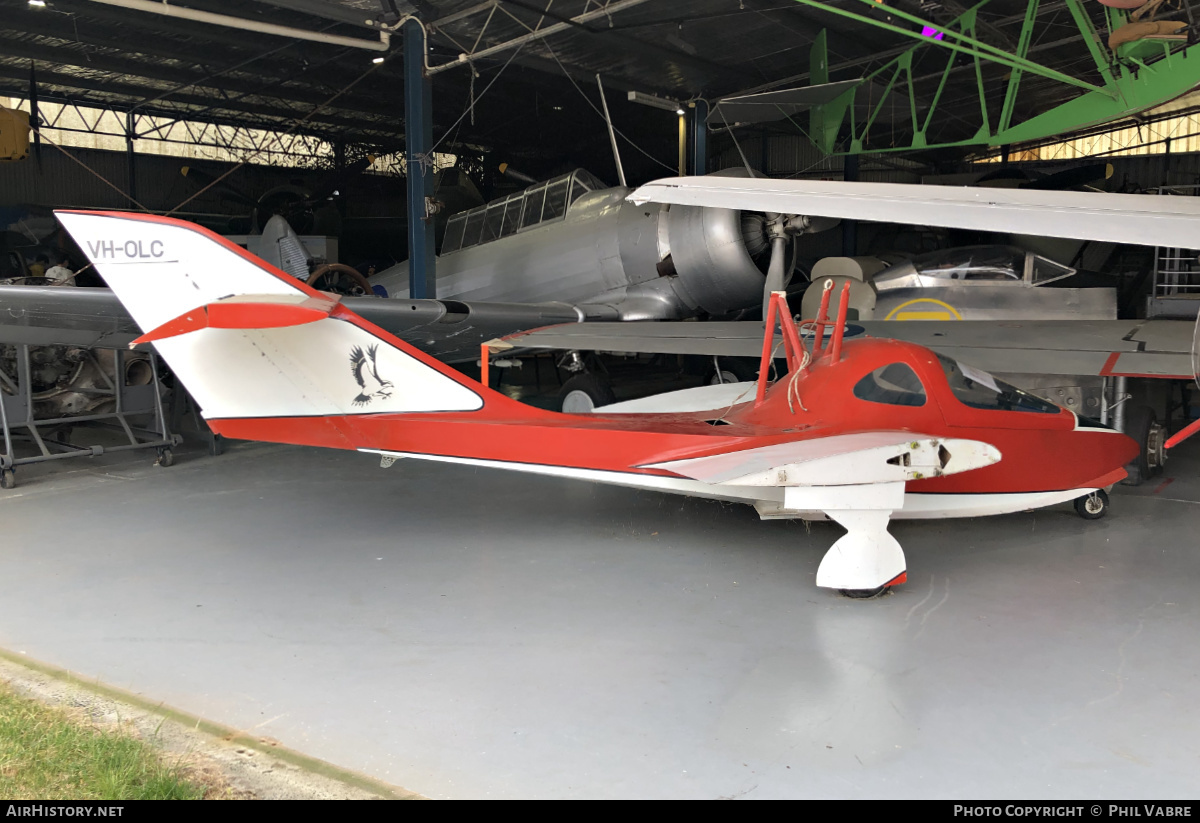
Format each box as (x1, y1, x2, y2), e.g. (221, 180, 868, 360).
(441, 170, 604, 255)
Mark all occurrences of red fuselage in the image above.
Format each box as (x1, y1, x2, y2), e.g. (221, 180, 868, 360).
(213, 326, 1138, 497)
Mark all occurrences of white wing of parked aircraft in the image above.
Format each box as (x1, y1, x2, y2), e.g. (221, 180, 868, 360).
(628, 176, 1200, 249)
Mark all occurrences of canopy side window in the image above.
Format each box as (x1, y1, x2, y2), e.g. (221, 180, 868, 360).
(568, 170, 602, 205)
(521, 186, 547, 229)
(441, 215, 466, 254)
(501, 196, 524, 237)
(541, 179, 571, 221)
(852, 362, 927, 407)
(482, 202, 505, 243)
(1029, 254, 1076, 286)
(936, 354, 1058, 413)
(461, 210, 486, 249)
(963, 270, 1020, 281)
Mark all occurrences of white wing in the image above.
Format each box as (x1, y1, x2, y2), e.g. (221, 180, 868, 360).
(628, 176, 1200, 249)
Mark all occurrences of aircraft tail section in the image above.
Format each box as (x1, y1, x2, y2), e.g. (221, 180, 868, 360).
(58, 210, 490, 449)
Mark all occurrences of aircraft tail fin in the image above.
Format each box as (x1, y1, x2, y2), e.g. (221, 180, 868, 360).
(57, 210, 491, 450)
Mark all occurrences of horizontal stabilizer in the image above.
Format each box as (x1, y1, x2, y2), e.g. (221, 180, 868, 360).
(131, 293, 342, 346)
(709, 80, 861, 124)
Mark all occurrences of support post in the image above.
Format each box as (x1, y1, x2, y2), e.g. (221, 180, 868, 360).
(125, 110, 137, 209)
(677, 112, 686, 176)
(28, 61, 40, 166)
(404, 19, 435, 299)
(689, 99, 708, 176)
(841, 153, 858, 256)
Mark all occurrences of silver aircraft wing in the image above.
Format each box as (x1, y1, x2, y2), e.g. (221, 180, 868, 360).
(0, 286, 590, 363)
(500, 318, 1195, 379)
(628, 177, 1200, 249)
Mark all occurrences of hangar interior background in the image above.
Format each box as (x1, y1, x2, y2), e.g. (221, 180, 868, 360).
(2, 0, 1200, 801)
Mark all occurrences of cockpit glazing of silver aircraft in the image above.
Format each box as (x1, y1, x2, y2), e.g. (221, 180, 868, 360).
(370, 169, 837, 321)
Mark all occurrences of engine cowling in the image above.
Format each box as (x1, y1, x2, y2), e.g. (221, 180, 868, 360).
(661, 202, 775, 316)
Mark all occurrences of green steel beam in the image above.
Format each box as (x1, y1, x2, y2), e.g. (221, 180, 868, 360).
(847, 0, 1045, 74)
(787, 0, 1200, 157)
(1062, 0, 1118, 89)
(789, 0, 1108, 95)
(997, 0, 1039, 133)
(993, 42, 1200, 145)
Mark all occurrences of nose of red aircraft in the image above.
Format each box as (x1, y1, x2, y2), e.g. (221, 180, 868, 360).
(1068, 424, 1142, 488)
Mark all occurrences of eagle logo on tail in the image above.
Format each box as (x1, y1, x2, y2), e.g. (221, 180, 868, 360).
(350, 344, 394, 407)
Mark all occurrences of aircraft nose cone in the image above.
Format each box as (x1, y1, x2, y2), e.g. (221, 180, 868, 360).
(1073, 427, 1141, 487)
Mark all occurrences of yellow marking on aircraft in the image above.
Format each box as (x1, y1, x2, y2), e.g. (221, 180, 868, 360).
(896, 311, 956, 320)
(884, 298, 962, 321)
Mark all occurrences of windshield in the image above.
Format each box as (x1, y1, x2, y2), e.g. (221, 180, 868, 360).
(936, 354, 1060, 414)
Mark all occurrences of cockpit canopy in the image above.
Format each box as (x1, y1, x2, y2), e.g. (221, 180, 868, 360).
(849, 350, 1060, 415)
(440, 169, 607, 256)
(873, 245, 1075, 291)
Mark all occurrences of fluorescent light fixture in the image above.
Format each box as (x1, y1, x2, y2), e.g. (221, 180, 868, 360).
(28, 0, 47, 7)
(627, 90, 683, 113)
(372, 56, 385, 64)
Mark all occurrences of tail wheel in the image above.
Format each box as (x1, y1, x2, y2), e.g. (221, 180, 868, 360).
(559, 373, 616, 413)
(1074, 489, 1109, 520)
(0, 469, 14, 490)
(156, 447, 175, 468)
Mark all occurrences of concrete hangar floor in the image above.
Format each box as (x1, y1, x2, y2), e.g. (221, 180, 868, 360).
(1, 431, 1198, 799)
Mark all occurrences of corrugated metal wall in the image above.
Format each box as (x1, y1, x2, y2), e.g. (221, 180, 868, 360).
(712, 133, 923, 182)
(0, 146, 329, 216)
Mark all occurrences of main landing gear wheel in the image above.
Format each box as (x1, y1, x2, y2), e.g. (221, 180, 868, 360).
(0, 469, 14, 490)
(156, 447, 175, 468)
(1074, 489, 1109, 520)
(708, 357, 758, 385)
(1121, 405, 1166, 486)
(559, 373, 616, 413)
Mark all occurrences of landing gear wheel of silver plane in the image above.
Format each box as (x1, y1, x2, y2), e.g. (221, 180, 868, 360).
(1074, 489, 1109, 520)
(560, 373, 616, 413)
(839, 585, 891, 599)
(156, 447, 175, 468)
(0, 469, 14, 490)
(1121, 405, 1165, 486)
(708, 357, 759, 386)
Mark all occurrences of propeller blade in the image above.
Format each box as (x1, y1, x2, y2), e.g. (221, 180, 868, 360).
(1164, 310, 1200, 450)
(762, 233, 788, 318)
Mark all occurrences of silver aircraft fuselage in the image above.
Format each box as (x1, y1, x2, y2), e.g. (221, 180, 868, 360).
(372, 169, 777, 321)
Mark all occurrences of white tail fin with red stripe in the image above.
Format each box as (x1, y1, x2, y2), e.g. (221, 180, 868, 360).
(58, 211, 483, 420)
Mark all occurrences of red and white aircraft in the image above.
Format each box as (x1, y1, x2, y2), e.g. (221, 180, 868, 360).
(56, 207, 1154, 596)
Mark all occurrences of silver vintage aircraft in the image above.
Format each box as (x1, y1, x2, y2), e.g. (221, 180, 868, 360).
(371, 168, 831, 322)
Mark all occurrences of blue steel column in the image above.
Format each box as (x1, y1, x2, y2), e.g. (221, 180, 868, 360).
(689, 99, 708, 176)
(404, 20, 435, 299)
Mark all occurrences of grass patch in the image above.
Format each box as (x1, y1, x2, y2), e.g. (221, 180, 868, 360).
(0, 681, 206, 800)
